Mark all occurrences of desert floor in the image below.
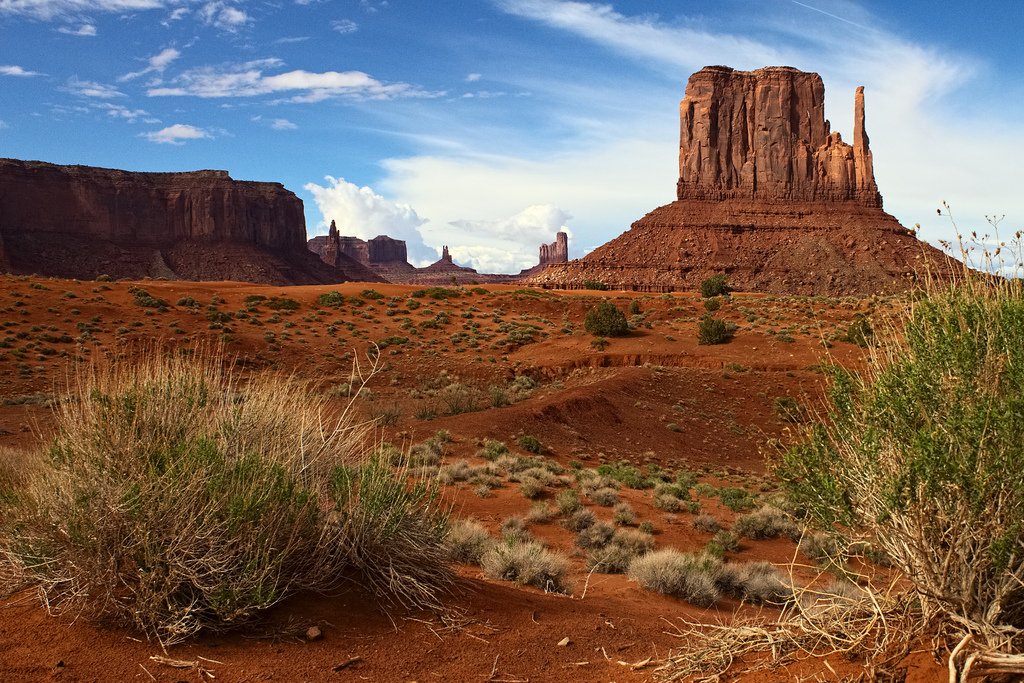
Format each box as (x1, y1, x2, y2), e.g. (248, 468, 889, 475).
(0, 276, 944, 682)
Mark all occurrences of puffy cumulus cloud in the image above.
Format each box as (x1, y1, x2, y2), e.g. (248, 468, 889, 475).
(65, 76, 124, 98)
(465, 73, 481, 82)
(148, 59, 440, 102)
(57, 23, 96, 35)
(120, 47, 181, 81)
(445, 205, 573, 273)
(271, 118, 296, 129)
(332, 19, 357, 34)
(197, 1, 249, 31)
(142, 123, 210, 144)
(304, 176, 434, 264)
(0, 65, 42, 76)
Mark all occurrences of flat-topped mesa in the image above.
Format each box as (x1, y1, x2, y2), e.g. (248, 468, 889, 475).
(677, 66, 881, 207)
(0, 158, 306, 248)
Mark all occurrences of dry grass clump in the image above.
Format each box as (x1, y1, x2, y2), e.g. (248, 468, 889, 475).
(518, 476, 544, 499)
(518, 466, 556, 486)
(627, 550, 722, 607)
(0, 445, 43, 495)
(587, 527, 656, 574)
(445, 518, 495, 564)
(577, 470, 620, 498)
(733, 505, 801, 541)
(575, 521, 615, 550)
(408, 438, 444, 467)
(499, 515, 532, 542)
(481, 539, 571, 594)
(561, 507, 596, 533)
(653, 492, 684, 512)
(717, 561, 799, 606)
(0, 348, 452, 645)
(612, 501, 637, 525)
(555, 488, 583, 515)
(587, 486, 619, 507)
(525, 501, 554, 524)
(691, 513, 721, 534)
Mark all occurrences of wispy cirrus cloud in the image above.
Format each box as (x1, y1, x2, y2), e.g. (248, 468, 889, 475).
(0, 65, 43, 76)
(119, 47, 181, 82)
(65, 75, 124, 97)
(0, 0, 165, 20)
(271, 118, 296, 130)
(142, 123, 210, 144)
(57, 23, 96, 35)
(147, 59, 441, 102)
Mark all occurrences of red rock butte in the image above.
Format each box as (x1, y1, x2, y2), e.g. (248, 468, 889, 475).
(528, 65, 954, 295)
(0, 158, 381, 285)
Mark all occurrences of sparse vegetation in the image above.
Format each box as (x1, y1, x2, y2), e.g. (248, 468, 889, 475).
(584, 302, 629, 337)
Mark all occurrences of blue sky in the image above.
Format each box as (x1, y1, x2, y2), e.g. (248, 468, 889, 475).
(2, 1, 1022, 273)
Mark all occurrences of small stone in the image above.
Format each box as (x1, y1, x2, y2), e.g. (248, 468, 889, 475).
(557, 637, 571, 647)
(306, 626, 322, 641)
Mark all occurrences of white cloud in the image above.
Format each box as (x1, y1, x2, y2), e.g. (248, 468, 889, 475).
(58, 23, 96, 35)
(99, 103, 150, 122)
(0, 65, 42, 76)
(446, 205, 574, 272)
(142, 123, 210, 144)
(66, 76, 124, 98)
(148, 59, 440, 102)
(304, 176, 434, 265)
(332, 18, 357, 33)
(271, 118, 296, 129)
(274, 36, 310, 43)
(120, 47, 181, 81)
(162, 6, 187, 23)
(466, 73, 481, 82)
(197, 1, 249, 31)
(0, 0, 165, 20)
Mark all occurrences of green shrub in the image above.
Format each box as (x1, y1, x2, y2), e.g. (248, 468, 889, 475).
(840, 312, 874, 347)
(718, 486, 756, 512)
(628, 300, 641, 314)
(517, 435, 543, 454)
(703, 297, 721, 312)
(584, 302, 629, 337)
(317, 291, 345, 308)
(697, 316, 730, 345)
(583, 280, 608, 291)
(700, 274, 730, 298)
(132, 289, 168, 310)
(265, 296, 299, 311)
(360, 289, 385, 300)
(772, 396, 807, 423)
(424, 287, 460, 300)
(0, 350, 450, 644)
(777, 274, 1024, 632)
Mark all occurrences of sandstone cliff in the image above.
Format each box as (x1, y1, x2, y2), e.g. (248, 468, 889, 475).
(0, 158, 382, 284)
(677, 66, 880, 206)
(528, 66, 952, 296)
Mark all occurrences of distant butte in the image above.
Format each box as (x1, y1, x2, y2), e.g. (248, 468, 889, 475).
(0, 158, 382, 285)
(528, 65, 953, 295)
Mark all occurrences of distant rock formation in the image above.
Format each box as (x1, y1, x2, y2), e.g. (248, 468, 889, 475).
(539, 232, 568, 267)
(0, 158, 382, 284)
(309, 234, 521, 285)
(528, 66, 952, 296)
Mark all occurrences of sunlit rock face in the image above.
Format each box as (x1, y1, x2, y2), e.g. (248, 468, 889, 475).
(527, 66, 955, 296)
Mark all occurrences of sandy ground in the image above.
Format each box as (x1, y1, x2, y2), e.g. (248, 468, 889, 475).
(0, 276, 945, 681)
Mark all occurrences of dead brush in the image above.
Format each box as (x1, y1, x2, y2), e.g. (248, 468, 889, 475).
(657, 576, 921, 682)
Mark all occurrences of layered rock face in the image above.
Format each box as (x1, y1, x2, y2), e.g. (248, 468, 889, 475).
(0, 158, 381, 284)
(539, 232, 568, 267)
(529, 66, 952, 296)
(677, 66, 879, 206)
(0, 158, 304, 248)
